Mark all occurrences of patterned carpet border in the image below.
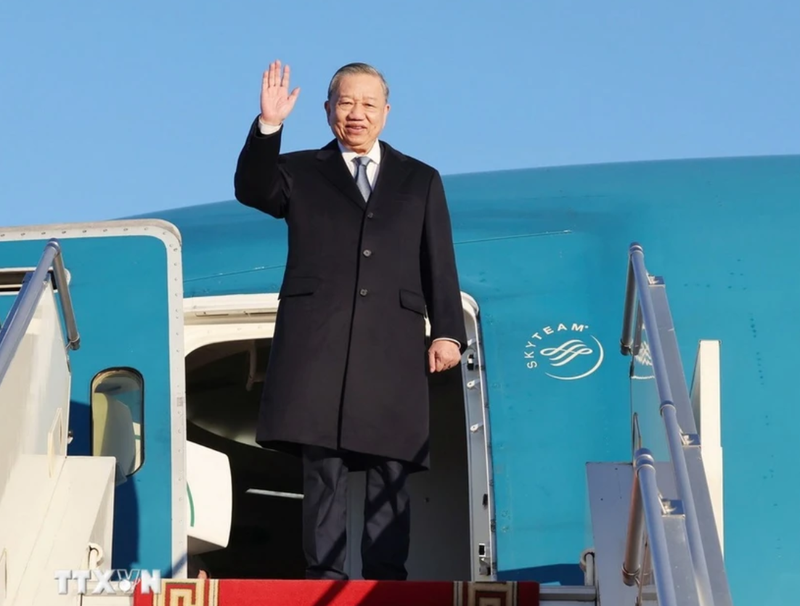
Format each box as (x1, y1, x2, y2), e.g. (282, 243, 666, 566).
(133, 579, 540, 606)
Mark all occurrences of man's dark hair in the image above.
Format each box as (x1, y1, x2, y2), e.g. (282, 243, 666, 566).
(327, 63, 390, 101)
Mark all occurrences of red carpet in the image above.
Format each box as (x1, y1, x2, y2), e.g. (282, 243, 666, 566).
(133, 579, 540, 606)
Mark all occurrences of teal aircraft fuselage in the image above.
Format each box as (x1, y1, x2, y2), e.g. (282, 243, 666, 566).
(155, 153, 800, 603)
(2, 153, 797, 604)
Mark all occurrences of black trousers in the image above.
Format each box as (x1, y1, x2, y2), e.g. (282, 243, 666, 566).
(302, 445, 411, 581)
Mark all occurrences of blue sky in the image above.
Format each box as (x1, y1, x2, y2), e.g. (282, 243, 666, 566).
(1, 0, 798, 226)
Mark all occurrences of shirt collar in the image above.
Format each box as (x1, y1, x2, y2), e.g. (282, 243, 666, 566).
(337, 139, 381, 167)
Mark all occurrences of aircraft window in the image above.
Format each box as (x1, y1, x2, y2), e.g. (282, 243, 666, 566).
(90, 368, 144, 483)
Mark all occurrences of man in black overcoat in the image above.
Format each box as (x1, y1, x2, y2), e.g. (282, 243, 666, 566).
(234, 60, 467, 581)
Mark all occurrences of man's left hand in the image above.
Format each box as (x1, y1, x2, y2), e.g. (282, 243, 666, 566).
(429, 340, 462, 373)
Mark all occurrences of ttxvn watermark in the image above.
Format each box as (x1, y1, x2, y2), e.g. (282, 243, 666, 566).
(54, 569, 162, 595)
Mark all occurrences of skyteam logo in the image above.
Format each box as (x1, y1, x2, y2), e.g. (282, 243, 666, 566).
(523, 322, 604, 380)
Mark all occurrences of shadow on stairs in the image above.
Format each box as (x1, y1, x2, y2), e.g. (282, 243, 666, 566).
(133, 580, 541, 606)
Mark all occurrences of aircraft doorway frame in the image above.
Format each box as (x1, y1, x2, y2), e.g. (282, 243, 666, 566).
(182, 291, 497, 582)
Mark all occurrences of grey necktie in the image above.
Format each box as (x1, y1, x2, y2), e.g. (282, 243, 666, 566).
(353, 156, 372, 201)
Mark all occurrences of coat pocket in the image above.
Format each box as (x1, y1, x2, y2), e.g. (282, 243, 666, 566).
(279, 276, 320, 299)
(399, 289, 427, 316)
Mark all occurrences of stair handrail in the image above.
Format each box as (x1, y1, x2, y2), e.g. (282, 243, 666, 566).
(622, 448, 678, 605)
(620, 242, 715, 606)
(0, 238, 80, 384)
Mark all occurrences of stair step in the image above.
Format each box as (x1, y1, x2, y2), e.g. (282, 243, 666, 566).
(133, 579, 540, 606)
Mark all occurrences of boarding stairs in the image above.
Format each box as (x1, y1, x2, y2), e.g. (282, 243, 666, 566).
(0, 239, 732, 606)
(0, 239, 118, 606)
(582, 243, 733, 605)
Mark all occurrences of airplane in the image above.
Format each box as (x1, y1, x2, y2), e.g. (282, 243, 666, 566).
(2, 150, 798, 605)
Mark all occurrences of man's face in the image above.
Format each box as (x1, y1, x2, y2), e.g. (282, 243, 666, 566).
(325, 73, 390, 154)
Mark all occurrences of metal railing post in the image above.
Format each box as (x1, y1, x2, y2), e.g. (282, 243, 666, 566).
(622, 455, 645, 586)
(635, 449, 678, 606)
(620, 246, 637, 355)
(0, 239, 80, 384)
(49, 239, 80, 350)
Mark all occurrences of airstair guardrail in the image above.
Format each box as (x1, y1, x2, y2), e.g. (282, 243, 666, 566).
(0, 238, 80, 384)
(620, 242, 715, 606)
(623, 447, 678, 606)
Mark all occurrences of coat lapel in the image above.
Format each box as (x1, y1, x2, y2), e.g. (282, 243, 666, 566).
(314, 139, 414, 213)
(368, 142, 413, 211)
(315, 140, 366, 211)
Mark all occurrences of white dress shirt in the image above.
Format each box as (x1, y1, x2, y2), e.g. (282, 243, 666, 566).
(256, 118, 460, 351)
(259, 118, 381, 187)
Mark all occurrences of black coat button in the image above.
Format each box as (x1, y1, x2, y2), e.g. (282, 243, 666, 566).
(360, 289, 368, 296)
(363, 249, 372, 257)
